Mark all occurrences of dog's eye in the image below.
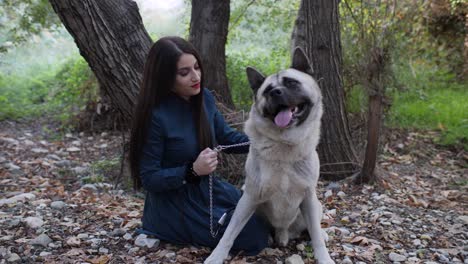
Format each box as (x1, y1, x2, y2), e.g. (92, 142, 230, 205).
(283, 77, 299, 89)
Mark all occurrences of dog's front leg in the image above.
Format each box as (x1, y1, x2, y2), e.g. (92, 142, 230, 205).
(300, 190, 335, 264)
(204, 193, 257, 264)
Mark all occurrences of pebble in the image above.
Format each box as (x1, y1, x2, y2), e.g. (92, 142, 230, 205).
(413, 239, 422, 247)
(99, 247, 109, 254)
(31, 148, 48, 154)
(337, 191, 346, 198)
(66, 147, 80, 152)
(24, 217, 44, 229)
(39, 251, 51, 257)
(55, 160, 71, 167)
(407, 257, 421, 263)
(66, 236, 81, 247)
(50, 201, 66, 210)
(342, 257, 353, 264)
(77, 233, 89, 239)
(0, 193, 35, 206)
(29, 234, 52, 247)
(324, 190, 333, 198)
(296, 243, 305, 251)
(420, 234, 431, 240)
(285, 254, 304, 264)
(123, 233, 133, 240)
(389, 252, 407, 262)
(342, 244, 354, 252)
(134, 234, 160, 248)
(7, 253, 21, 262)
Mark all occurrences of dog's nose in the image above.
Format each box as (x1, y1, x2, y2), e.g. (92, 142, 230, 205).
(269, 88, 283, 97)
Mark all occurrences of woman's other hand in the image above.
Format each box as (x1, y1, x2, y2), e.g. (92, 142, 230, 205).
(193, 148, 218, 175)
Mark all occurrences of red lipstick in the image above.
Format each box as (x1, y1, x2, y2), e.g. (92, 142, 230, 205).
(191, 83, 201, 89)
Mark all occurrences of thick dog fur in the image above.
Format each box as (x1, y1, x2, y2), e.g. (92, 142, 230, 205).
(204, 48, 334, 264)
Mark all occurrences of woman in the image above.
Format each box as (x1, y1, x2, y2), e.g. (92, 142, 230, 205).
(128, 36, 269, 255)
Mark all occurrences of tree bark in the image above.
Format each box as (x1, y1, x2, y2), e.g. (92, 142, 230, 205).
(292, 0, 358, 180)
(49, 0, 152, 121)
(189, 0, 234, 109)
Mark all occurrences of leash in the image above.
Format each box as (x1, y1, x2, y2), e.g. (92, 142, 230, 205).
(209, 141, 250, 238)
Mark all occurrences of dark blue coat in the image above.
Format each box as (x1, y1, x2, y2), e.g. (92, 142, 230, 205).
(138, 89, 269, 255)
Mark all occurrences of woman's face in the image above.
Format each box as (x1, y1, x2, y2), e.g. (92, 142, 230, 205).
(173, 53, 201, 100)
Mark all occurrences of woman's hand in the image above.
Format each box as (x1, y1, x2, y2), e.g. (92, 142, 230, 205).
(193, 148, 218, 175)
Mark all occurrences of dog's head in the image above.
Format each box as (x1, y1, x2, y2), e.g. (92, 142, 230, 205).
(246, 47, 322, 129)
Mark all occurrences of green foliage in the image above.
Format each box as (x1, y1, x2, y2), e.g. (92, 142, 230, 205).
(0, 55, 98, 129)
(86, 157, 120, 184)
(388, 63, 468, 148)
(0, 0, 60, 52)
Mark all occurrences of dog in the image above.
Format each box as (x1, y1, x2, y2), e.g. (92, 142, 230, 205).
(204, 47, 334, 264)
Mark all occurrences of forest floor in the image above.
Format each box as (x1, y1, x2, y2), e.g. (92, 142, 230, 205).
(0, 118, 467, 264)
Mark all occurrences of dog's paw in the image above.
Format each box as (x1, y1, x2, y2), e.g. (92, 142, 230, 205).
(314, 247, 334, 264)
(275, 229, 289, 247)
(204, 252, 228, 264)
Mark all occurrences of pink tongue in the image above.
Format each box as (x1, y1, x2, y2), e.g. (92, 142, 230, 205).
(274, 109, 293, 128)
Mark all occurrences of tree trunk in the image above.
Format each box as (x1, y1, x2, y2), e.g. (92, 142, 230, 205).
(292, 0, 358, 180)
(49, 0, 152, 121)
(189, 0, 234, 109)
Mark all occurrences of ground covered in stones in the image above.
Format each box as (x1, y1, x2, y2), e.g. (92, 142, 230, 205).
(0, 119, 466, 264)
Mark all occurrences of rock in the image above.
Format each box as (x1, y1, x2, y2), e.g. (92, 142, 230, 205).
(31, 148, 49, 154)
(407, 257, 420, 263)
(420, 234, 431, 241)
(24, 217, 44, 229)
(29, 234, 52, 247)
(165, 252, 176, 259)
(342, 244, 354, 252)
(324, 190, 333, 198)
(389, 252, 407, 262)
(110, 228, 126, 237)
(81, 184, 98, 191)
(285, 254, 304, 264)
(99, 247, 109, 254)
(66, 147, 80, 152)
(39, 251, 51, 257)
(50, 201, 66, 210)
(66, 236, 81, 247)
(413, 239, 422, 247)
(77, 233, 88, 240)
(134, 234, 159, 248)
(5, 163, 20, 170)
(7, 253, 21, 262)
(0, 193, 36, 206)
(73, 166, 88, 175)
(46, 154, 61, 161)
(1, 137, 19, 145)
(337, 191, 346, 198)
(296, 243, 305, 251)
(123, 233, 133, 240)
(342, 257, 353, 264)
(457, 215, 468, 225)
(55, 160, 71, 168)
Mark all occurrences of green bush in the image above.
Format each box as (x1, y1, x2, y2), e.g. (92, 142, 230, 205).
(0, 55, 98, 129)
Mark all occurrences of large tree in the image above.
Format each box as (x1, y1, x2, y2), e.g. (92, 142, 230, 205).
(49, 0, 234, 122)
(49, 0, 152, 121)
(292, 0, 358, 180)
(189, 0, 233, 109)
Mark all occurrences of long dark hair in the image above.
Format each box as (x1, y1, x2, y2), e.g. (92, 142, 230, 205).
(129, 36, 213, 189)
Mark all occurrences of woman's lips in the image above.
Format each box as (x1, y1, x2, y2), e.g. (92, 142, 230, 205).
(191, 83, 200, 89)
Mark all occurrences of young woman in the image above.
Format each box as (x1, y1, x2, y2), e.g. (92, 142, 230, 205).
(129, 36, 269, 255)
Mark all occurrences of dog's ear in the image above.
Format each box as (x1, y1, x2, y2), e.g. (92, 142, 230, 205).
(246, 67, 265, 93)
(292, 47, 313, 76)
